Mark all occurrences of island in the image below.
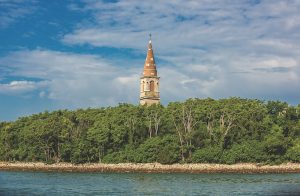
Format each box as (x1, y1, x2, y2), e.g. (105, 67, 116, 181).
(1, 98, 300, 173)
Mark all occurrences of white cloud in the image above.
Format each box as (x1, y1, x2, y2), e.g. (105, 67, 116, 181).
(0, 0, 37, 28)
(0, 80, 48, 94)
(0, 50, 142, 107)
(62, 1, 300, 65)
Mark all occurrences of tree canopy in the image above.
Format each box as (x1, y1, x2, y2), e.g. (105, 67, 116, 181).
(1, 98, 299, 164)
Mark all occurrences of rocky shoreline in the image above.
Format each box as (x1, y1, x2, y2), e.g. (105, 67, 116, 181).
(1, 162, 300, 173)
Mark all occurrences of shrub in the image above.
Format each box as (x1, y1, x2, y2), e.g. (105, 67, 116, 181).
(157, 135, 180, 164)
(221, 141, 266, 164)
(102, 146, 136, 163)
(192, 146, 222, 163)
(286, 139, 300, 162)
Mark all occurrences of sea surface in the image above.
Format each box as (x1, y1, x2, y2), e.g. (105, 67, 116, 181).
(0, 171, 300, 195)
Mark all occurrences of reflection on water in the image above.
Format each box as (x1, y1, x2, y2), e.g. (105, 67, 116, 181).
(0, 171, 300, 195)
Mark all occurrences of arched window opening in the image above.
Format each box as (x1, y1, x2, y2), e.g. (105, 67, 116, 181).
(142, 81, 145, 91)
(150, 81, 154, 91)
(145, 82, 150, 91)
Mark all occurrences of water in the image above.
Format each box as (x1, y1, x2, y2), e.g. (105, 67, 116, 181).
(1, 171, 300, 196)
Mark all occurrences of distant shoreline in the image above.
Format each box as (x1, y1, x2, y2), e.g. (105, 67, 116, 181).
(1, 162, 300, 173)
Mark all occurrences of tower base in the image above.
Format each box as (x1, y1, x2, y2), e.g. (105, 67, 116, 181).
(140, 98, 160, 106)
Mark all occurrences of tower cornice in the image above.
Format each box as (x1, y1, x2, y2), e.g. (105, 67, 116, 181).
(140, 76, 160, 79)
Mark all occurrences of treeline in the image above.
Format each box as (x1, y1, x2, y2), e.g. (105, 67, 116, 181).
(1, 98, 300, 164)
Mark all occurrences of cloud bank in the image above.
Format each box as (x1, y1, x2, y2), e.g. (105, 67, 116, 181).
(0, 50, 141, 108)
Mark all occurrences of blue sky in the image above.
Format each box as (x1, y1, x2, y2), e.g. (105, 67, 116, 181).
(1, 0, 300, 121)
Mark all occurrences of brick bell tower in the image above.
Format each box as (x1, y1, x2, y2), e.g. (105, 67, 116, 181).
(140, 34, 160, 105)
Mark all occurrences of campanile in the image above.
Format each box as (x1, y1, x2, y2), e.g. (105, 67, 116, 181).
(140, 35, 160, 105)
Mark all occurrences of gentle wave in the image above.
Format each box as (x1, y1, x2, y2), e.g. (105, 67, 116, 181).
(1, 171, 300, 195)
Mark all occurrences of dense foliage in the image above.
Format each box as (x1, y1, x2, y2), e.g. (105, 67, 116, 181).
(1, 98, 300, 164)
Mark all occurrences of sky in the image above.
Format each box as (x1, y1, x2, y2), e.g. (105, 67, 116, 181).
(0, 0, 300, 121)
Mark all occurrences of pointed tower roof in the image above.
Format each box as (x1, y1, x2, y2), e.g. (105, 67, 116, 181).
(143, 34, 158, 77)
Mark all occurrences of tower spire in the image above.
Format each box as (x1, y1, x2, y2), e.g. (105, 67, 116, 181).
(143, 34, 156, 76)
(139, 35, 160, 105)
